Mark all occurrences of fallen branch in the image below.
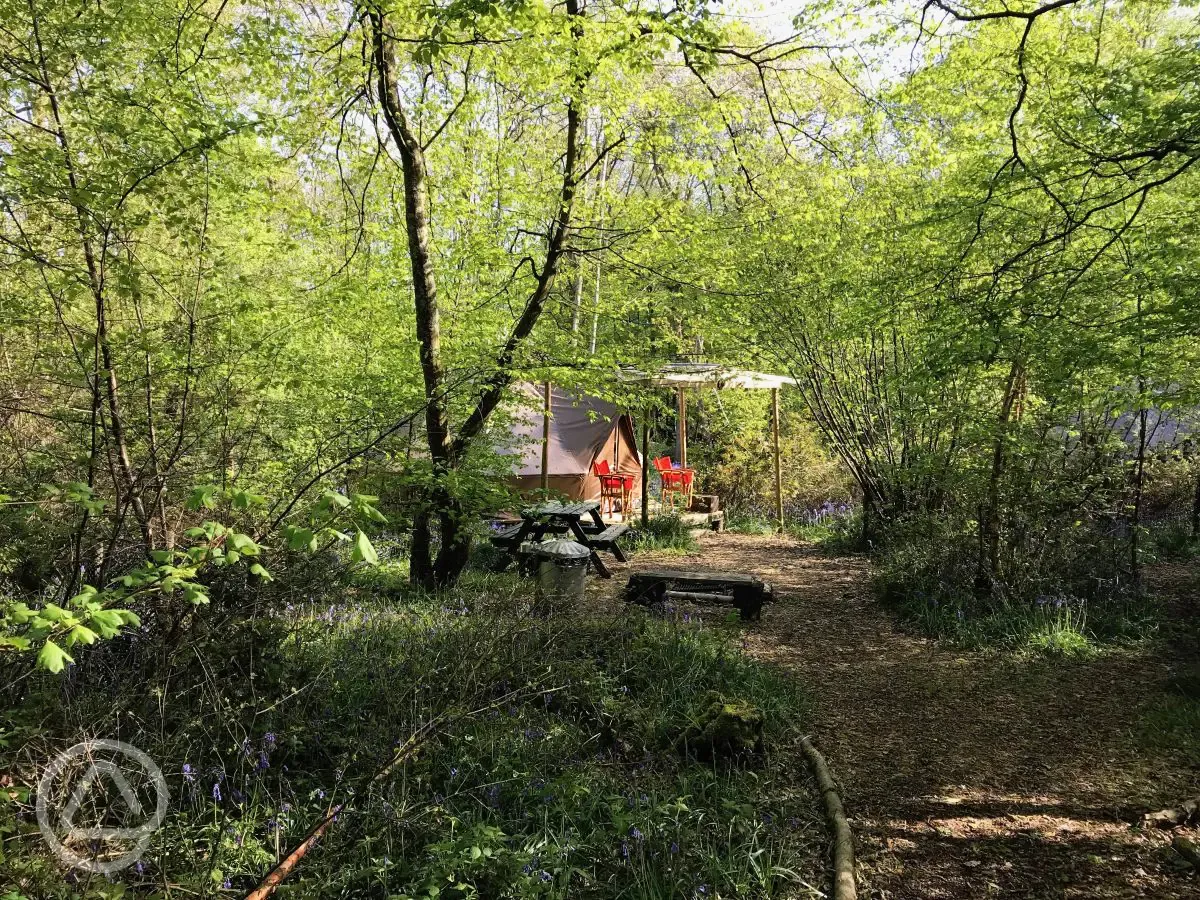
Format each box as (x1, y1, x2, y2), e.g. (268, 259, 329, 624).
(243, 683, 563, 899)
(800, 734, 857, 900)
(244, 726, 430, 900)
(1143, 797, 1200, 829)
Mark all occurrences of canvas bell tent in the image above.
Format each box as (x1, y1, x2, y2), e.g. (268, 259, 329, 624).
(501, 384, 641, 501)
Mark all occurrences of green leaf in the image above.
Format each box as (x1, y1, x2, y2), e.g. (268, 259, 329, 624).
(227, 532, 261, 556)
(89, 609, 126, 638)
(184, 584, 210, 606)
(186, 485, 221, 511)
(249, 562, 273, 582)
(285, 526, 316, 552)
(67, 586, 99, 608)
(352, 529, 378, 565)
(231, 489, 267, 509)
(8, 603, 34, 625)
(319, 490, 352, 512)
(66, 625, 98, 647)
(37, 641, 73, 674)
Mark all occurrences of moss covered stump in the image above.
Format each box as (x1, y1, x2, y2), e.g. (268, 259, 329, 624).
(678, 693, 765, 762)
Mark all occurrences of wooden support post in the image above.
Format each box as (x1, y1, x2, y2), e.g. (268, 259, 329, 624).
(641, 408, 650, 528)
(541, 382, 552, 493)
(772, 387, 783, 533)
(681, 389, 688, 468)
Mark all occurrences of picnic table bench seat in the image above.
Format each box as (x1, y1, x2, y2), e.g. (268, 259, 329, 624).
(624, 568, 774, 620)
(589, 523, 630, 561)
(488, 523, 525, 548)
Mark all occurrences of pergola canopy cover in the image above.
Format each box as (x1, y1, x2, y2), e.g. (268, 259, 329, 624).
(620, 363, 796, 391)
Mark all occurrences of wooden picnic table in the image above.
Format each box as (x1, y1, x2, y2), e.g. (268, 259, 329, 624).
(489, 500, 629, 578)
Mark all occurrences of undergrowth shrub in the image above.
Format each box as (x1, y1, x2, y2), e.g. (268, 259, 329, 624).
(1, 580, 819, 898)
(628, 515, 699, 554)
(875, 513, 1160, 653)
(1148, 522, 1200, 561)
(788, 504, 861, 551)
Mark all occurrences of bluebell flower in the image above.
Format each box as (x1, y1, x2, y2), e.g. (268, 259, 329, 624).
(621, 841, 630, 859)
(222, 879, 232, 890)
(630, 826, 644, 841)
(212, 783, 222, 802)
(539, 871, 552, 883)
(182, 764, 195, 783)
(670, 842, 679, 854)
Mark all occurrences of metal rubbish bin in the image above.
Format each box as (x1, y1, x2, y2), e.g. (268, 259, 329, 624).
(527, 539, 590, 615)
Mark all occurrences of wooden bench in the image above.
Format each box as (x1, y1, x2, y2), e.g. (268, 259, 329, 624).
(623, 568, 774, 620)
(589, 523, 630, 562)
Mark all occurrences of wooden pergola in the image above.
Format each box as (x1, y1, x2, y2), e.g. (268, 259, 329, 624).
(622, 363, 798, 531)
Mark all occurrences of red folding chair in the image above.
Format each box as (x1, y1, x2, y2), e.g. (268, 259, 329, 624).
(653, 457, 695, 510)
(593, 459, 633, 520)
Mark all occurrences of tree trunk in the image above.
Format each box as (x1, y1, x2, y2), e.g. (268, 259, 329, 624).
(369, 7, 456, 589)
(1131, 305, 1147, 585)
(369, 2, 587, 590)
(35, 63, 154, 552)
(975, 359, 1022, 600)
(1191, 463, 1200, 540)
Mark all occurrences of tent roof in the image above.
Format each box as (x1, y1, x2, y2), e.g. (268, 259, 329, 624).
(620, 363, 796, 390)
(502, 384, 636, 477)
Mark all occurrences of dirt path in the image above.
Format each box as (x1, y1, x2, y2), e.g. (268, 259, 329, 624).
(618, 532, 1200, 899)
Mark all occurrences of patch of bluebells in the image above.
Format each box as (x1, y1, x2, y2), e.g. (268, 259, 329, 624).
(1036, 593, 1079, 610)
(801, 499, 853, 527)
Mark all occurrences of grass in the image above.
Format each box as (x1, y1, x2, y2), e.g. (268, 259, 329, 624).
(0, 574, 820, 899)
(725, 518, 776, 537)
(627, 515, 700, 554)
(1148, 522, 1200, 561)
(1140, 668, 1200, 759)
(883, 588, 1163, 656)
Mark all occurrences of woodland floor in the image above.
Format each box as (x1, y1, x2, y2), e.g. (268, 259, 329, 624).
(594, 531, 1200, 899)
